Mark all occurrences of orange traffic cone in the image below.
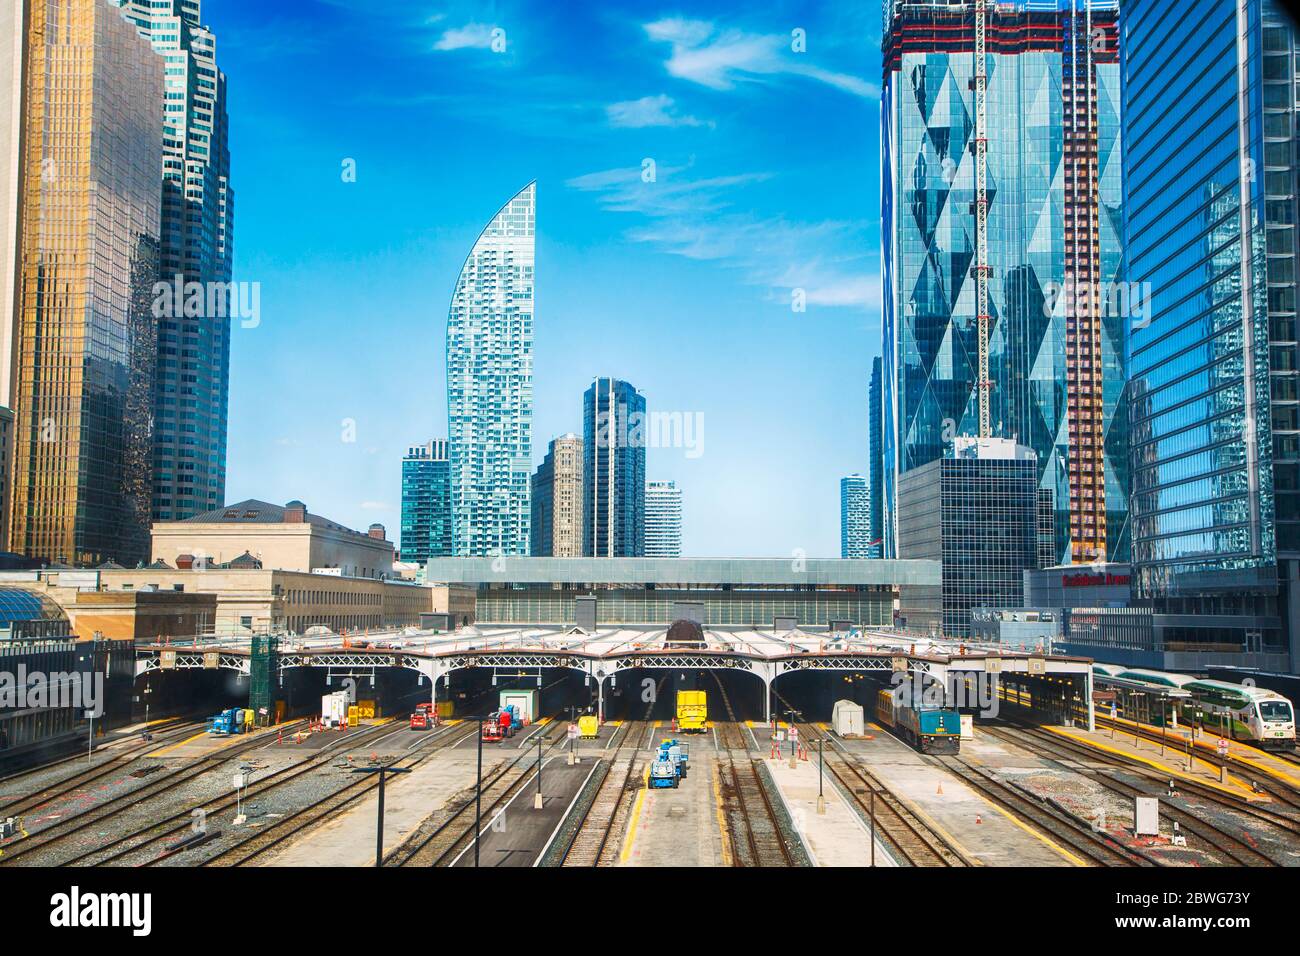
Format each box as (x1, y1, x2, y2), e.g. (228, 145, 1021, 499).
(936, 782, 944, 796)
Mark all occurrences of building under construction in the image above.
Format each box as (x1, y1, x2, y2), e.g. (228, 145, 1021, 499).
(880, 0, 1127, 567)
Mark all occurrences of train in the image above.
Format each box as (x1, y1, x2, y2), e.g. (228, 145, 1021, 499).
(875, 688, 960, 755)
(675, 690, 707, 733)
(1099, 666, 1296, 750)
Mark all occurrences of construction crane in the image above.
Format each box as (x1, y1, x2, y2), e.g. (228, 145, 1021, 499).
(973, 0, 991, 439)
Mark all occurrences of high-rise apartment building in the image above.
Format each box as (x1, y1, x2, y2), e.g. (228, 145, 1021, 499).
(868, 357, 884, 559)
(446, 182, 535, 557)
(531, 434, 583, 557)
(109, 0, 233, 522)
(582, 377, 645, 557)
(881, 0, 1128, 566)
(4, 0, 163, 565)
(645, 479, 682, 557)
(840, 474, 870, 559)
(400, 440, 451, 563)
(1124, 0, 1300, 662)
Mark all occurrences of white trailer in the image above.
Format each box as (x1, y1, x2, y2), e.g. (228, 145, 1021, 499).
(322, 691, 349, 728)
(832, 699, 865, 738)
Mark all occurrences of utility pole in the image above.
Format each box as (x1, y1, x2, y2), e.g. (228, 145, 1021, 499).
(533, 733, 544, 809)
(350, 764, 411, 867)
(475, 717, 484, 867)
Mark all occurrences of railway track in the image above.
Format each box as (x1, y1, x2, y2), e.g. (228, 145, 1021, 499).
(560, 677, 666, 867)
(385, 716, 574, 867)
(0, 718, 211, 819)
(713, 676, 802, 867)
(983, 723, 1288, 866)
(195, 720, 481, 867)
(792, 720, 969, 867)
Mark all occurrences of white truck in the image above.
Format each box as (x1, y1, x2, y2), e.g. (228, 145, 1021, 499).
(322, 690, 350, 728)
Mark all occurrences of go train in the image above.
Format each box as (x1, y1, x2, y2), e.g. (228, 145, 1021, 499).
(876, 688, 961, 755)
(1093, 664, 1296, 751)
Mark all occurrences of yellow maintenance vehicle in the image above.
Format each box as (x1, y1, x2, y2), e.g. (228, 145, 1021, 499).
(676, 690, 707, 733)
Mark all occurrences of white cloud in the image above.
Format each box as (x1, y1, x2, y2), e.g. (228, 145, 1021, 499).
(643, 18, 875, 99)
(606, 94, 710, 129)
(434, 23, 497, 51)
(567, 163, 876, 310)
(359, 501, 390, 511)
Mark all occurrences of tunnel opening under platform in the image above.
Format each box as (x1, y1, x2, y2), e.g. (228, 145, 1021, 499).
(591, 665, 770, 725)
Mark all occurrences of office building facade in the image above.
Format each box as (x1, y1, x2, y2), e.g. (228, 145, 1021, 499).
(583, 377, 645, 557)
(109, 0, 233, 522)
(446, 183, 535, 557)
(840, 474, 870, 559)
(400, 440, 451, 563)
(531, 434, 583, 557)
(1123, 0, 1299, 665)
(898, 438, 1042, 636)
(881, 0, 1128, 566)
(868, 357, 884, 558)
(5, 0, 163, 565)
(645, 479, 683, 557)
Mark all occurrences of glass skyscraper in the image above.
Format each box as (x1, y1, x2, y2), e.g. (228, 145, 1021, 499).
(583, 377, 645, 557)
(5, 0, 163, 565)
(110, 0, 233, 522)
(645, 479, 683, 557)
(840, 474, 871, 559)
(400, 440, 451, 563)
(446, 182, 535, 557)
(881, 0, 1128, 566)
(1123, 0, 1299, 656)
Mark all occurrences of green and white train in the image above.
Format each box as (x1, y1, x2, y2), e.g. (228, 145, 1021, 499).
(1101, 667, 1296, 750)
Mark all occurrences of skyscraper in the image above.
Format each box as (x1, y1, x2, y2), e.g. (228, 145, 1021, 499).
(400, 440, 451, 563)
(880, 0, 1128, 566)
(109, 0, 233, 522)
(446, 182, 535, 557)
(840, 474, 870, 559)
(4, 0, 163, 565)
(583, 377, 645, 557)
(645, 479, 683, 557)
(868, 357, 884, 559)
(1123, 0, 1300, 658)
(531, 434, 583, 557)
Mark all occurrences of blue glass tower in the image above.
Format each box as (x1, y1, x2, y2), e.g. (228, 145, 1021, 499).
(446, 183, 535, 557)
(400, 440, 451, 563)
(583, 377, 645, 557)
(841, 474, 870, 559)
(1123, 0, 1299, 655)
(881, 0, 1127, 566)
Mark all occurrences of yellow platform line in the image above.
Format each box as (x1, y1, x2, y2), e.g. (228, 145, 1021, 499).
(619, 763, 651, 865)
(980, 795, 1086, 867)
(1101, 715, 1300, 790)
(1044, 726, 1260, 799)
(151, 730, 208, 756)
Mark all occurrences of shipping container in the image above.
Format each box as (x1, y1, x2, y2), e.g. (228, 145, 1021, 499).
(499, 689, 537, 724)
(831, 699, 864, 737)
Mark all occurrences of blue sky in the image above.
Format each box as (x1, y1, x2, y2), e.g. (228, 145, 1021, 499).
(215, 0, 883, 557)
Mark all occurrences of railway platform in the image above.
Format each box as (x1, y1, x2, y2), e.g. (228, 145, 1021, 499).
(834, 722, 1077, 866)
(762, 745, 896, 866)
(1093, 714, 1300, 789)
(618, 748, 727, 867)
(1041, 724, 1268, 799)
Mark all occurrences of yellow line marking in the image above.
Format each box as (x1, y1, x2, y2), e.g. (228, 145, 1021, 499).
(1044, 726, 1260, 799)
(619, 763, 651, 865)
(151, 731, 208, 756)
(1100, 715, 1300, 789)
(980, 797, 1086, 867)
(653, 720, 661, 729)
(712, 759, 733, 867)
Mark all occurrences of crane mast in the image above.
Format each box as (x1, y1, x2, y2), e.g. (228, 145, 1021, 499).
(974, 0, 991, 439)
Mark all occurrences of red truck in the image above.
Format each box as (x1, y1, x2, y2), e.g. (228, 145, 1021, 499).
(410, 711, 430, 730)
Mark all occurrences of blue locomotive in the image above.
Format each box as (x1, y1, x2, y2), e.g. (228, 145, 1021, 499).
(876, 689, 961, 755)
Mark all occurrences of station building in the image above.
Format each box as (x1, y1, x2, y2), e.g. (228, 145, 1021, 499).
(422, 557, 938, 627)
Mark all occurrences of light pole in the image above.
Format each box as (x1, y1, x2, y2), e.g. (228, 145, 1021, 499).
(869, 787, 876, 867)
(816, 737, 826, 815)
(350, 764, 411, 867)
(533, 733, 544, 810)
(475, 716, 484, 867)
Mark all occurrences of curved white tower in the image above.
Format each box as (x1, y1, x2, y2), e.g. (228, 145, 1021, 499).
(446, 182, 535, 556)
